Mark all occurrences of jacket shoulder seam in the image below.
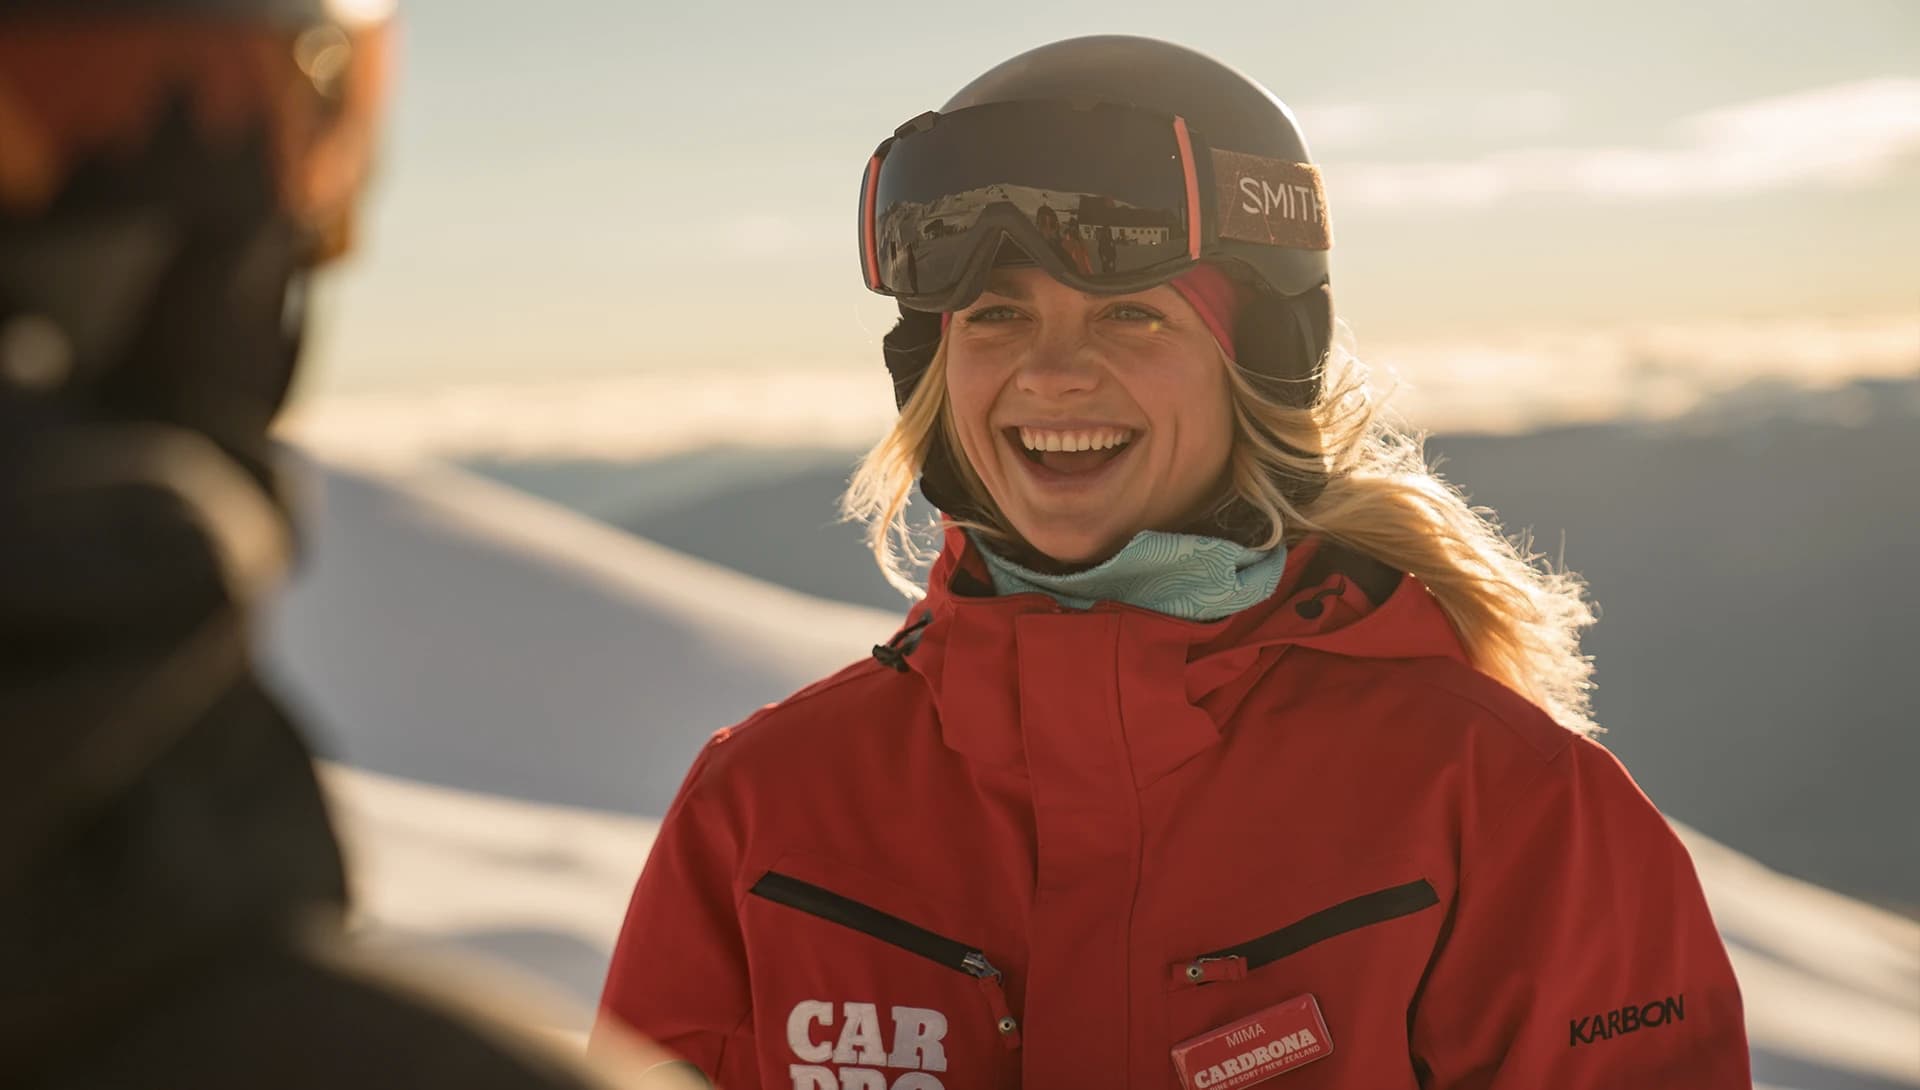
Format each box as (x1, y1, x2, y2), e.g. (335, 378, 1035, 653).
(704, 657, 898, 751)
(770, 656, 895, 712)
(1389, 657, 1576, 764)
(1362, 662, 1582, 846)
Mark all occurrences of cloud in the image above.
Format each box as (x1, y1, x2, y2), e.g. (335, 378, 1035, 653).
(279, 313, 1919, 460)
(1362, 312, 1920, 433)
(280, 366, 901, 462)
(1291, 102, 1398, 150)
(1325, 79, 1920, 209)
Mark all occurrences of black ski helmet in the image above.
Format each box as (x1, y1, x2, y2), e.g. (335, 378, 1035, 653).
(945, 35, 1329, 299)
(877, 35, 1335, 518)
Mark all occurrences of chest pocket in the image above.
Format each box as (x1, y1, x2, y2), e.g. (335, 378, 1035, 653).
(741, 858, 1020, 1090)
(1160, 872, 1445, 1090)
(1171, 879, 1439, 987)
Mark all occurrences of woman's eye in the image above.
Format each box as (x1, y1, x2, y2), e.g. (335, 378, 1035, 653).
(962, 305, 1023, 324)
(1107, 303, 1165, 322)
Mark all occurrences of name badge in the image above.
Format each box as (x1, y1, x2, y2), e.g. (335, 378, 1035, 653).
(1170, 995, 1333, 1090)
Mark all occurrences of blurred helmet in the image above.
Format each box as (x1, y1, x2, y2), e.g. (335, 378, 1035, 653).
(0, 0, 396, 442)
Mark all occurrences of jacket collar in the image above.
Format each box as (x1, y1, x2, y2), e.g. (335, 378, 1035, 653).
(893, 527, 1467, 782)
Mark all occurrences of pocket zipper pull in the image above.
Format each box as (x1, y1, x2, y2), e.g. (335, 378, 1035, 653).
(1174, 954, 1249, 987)
(963, 951, 1022, 1050)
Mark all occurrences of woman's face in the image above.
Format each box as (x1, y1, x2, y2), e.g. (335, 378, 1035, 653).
(944, 267, 1235, 567)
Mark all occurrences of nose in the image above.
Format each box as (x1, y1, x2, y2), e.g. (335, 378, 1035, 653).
(1012, 326, 1102, 399)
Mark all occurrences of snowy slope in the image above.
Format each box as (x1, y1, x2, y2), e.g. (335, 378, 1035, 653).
(265, 449, 904, 816)
(263, 451, 1920, 1089)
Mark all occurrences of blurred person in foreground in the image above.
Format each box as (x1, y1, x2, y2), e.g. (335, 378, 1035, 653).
(0, 1, 701, 1085)
(596, 36, 1751, 1089)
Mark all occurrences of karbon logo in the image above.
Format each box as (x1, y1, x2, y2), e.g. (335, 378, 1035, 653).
(786, 1000, 950, 1089)
(1570, 994, 1686, 1047)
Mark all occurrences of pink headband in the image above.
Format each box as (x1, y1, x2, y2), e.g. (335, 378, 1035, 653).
(939, 263, 1242, 359)
(1166, 262, 1241, 361)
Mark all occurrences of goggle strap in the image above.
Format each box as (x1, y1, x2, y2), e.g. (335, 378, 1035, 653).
(1210, 148, 1332, 251)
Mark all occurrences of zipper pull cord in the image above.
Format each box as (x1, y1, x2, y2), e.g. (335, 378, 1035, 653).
(1293, 580, 1346, 620)
(872, 610, 933, 672)
(1175, 954, 1249, 987)
(962, 951, 1022, 1050)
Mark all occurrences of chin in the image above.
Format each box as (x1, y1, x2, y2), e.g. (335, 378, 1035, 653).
(1012, 523, 1129, 571)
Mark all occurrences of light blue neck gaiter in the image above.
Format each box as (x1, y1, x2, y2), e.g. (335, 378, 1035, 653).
(970, 530, 1287, 623)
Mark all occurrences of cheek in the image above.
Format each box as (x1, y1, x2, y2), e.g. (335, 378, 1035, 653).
(1140, 355, 1234, 472)
(943, 357, 999, 457)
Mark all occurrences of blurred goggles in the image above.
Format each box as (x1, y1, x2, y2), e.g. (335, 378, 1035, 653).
(859, 99, 1330, 312)
(0, 7, 394, 262)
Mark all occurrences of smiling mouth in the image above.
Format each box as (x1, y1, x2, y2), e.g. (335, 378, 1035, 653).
(1005, 426, 1136, 475)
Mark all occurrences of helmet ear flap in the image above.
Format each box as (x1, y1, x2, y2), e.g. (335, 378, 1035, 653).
(879, 303, 981, 520)
(1218, 282, 1333, 521)
(918, 433, 979, 521)
(882, 303, 943, 411)
(1231, 282, 1330, 409)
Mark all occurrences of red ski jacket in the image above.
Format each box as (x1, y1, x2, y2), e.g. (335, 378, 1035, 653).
(597, 531, 1749, 1089)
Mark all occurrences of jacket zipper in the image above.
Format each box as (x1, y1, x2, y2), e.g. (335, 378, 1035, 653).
(750, 871, 1022, 1048)
(1176, 878, 1440, 986)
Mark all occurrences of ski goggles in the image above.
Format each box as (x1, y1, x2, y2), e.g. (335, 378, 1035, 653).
(0, 5, 393, 263)
(859, 99, 1331, 313)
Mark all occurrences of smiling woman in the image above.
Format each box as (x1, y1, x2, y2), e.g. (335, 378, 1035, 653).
(595, 35, 1753, 1090)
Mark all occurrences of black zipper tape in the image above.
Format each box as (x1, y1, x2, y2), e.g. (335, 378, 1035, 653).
(1194, 878, 1439, 971)
(750, 871, 999, 979)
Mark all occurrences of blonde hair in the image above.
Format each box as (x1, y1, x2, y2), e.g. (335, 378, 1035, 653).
(841, 331, 1599, 735)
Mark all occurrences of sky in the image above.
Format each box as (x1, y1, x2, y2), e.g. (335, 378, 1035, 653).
(295, 0, 1920, 425)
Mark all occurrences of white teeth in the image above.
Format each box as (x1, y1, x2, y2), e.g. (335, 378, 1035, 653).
(1018, 427, 1133, 452)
